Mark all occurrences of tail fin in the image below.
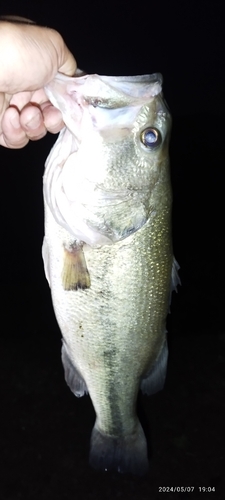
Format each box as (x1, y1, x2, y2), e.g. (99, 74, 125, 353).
(89, 420, 148, 476)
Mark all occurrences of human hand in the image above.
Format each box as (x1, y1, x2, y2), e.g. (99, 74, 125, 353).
(0, 19, 76, 148)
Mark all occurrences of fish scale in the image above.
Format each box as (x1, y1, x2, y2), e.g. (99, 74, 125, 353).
(43, 71, 178, 475)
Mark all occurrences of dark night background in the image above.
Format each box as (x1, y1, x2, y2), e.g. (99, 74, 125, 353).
(0, 1, 225, 499)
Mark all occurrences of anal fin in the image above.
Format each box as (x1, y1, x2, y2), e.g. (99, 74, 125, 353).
(62, 242, 90, 290)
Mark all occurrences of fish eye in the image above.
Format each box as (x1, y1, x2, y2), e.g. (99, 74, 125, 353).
(140, 127, 162, 149)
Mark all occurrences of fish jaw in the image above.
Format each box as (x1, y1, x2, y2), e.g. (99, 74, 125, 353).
(44, 72, 171, 247)
(44, 72, 162, 127)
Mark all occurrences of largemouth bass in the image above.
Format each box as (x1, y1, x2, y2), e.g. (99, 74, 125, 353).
(42, 72, 179, 475)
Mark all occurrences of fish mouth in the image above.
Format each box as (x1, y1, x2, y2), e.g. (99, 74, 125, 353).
(45, 71, 163, 109)
(74, 70, 163, 85)
(74, 67, 162, 80)
(82, 73, 163, 102)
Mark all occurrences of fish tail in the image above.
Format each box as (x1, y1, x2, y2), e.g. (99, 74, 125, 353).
(89, 420, 148, 476)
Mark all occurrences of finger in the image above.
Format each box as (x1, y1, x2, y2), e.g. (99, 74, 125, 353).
(1, 105, 47, 147)
(9, 89, 47, 110)
(20, 102, 63, 136)
(20, 103, 47, 139)
(41, 102, 64, 133)
(1, 106, 29, 148)
(1, 101, 63, 148)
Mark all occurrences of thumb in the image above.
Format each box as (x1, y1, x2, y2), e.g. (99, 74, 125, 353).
(56, 38, 77, 76)
(0, 16, 77, 77)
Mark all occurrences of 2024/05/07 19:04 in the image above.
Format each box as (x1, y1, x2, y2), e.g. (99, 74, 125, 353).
(158, 486, 216, 493)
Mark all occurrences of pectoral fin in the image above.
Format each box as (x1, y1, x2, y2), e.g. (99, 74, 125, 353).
(62, 243, 91, 290)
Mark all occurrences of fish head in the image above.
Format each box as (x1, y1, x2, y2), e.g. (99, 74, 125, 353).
(44, 72, 172, 245)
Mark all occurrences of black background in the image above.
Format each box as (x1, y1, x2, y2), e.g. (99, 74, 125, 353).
(0, 1, 224, 499)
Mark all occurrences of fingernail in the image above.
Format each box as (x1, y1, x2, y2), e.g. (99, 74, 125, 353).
(25, 112, 41, 130)
(10, 110, 21, 129)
